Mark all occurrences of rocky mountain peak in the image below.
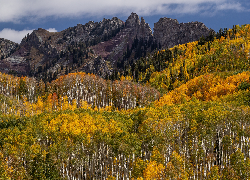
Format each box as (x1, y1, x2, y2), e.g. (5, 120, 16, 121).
(154, 17, 213, 49)
(138, 21, 152, 40)
(141, 17, 145, 24)
(124, 13, 152, 40)
(125, 12, 140, 28)
(158, 17, 179, 25)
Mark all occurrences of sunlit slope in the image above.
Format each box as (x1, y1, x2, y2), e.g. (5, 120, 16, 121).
(132, 24, 250, 94)
(156, 71, 250, 106)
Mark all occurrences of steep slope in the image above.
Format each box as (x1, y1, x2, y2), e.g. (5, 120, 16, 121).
(91, 13, 153, 68)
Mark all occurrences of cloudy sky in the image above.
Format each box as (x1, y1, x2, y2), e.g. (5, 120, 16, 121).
(0, 0, 249, 43)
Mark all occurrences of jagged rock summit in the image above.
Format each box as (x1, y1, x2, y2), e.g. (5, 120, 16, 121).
(125, 12, 152, 40)
(91, 13, 153, 64)
(0, 12, 213, 79)
(154, 17, 213, 48)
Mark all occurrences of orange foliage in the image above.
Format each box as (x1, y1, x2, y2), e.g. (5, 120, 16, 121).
(156, 71, 250, 107)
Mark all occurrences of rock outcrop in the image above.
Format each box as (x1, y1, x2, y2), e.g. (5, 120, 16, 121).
(91, 13, 153, 64)
(0, 38, 19, 60)
(62, 17, 124, 45)
(153, 17, 213, 49)
(125, 12, 152, 40)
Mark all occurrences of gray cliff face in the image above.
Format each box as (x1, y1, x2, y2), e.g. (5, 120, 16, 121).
(62, 17, 124, 44)
(125, 13, 152, 40)
(153, 17, 213, 49)
(0, 38, 19, 59)
(0, 39, 27, 75)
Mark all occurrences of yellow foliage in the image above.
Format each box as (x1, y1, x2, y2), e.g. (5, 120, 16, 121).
(151, 148, 165, 164)
(81, 100, 91, 109)
(0, 152, 11, 179)
(132, 158, 147, 179)
(30, 143, 41, 158)
(120, 75, 133, 81)
(166, 151, 189, 180)
(143, 161, 165, 180)
(156, 71, 250, 107)
(98, 117, 123, 136)
(207, 165, 221, 180)
(48, 113, 97, 141)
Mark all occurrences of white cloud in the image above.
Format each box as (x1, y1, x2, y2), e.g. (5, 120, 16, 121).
(0, 0, 245, 23)
(47, 28, 57, 32)
(217, 2, 243, 11)
(0, 28, 57, 44)
(0, 29, 33, 43)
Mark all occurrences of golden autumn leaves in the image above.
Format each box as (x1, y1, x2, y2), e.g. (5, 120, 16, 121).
(156, 71, 250, 107)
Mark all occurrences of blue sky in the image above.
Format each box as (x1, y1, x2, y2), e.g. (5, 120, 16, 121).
(0, 0, 249, 43)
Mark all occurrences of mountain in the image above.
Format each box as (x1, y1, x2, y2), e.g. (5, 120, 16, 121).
(1, 23, 250, 179)
(0, 13, 213, 80)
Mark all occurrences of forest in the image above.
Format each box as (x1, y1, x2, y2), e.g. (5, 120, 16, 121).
(0, 24, 250, 179)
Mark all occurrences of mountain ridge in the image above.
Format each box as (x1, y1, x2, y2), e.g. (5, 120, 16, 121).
(0, 13, 213, 80)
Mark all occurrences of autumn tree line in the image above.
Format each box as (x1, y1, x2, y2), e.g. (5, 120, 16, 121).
(0, 72, 160, 115)
(0, 24, 250, 179)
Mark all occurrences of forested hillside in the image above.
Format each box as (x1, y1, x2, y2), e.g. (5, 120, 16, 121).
(0, 24, 250, 179)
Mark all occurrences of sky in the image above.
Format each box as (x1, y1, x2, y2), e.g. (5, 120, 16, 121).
(0, 0, 249, 44)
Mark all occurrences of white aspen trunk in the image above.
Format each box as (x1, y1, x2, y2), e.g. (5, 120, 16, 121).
(111, 157, 114, 178)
